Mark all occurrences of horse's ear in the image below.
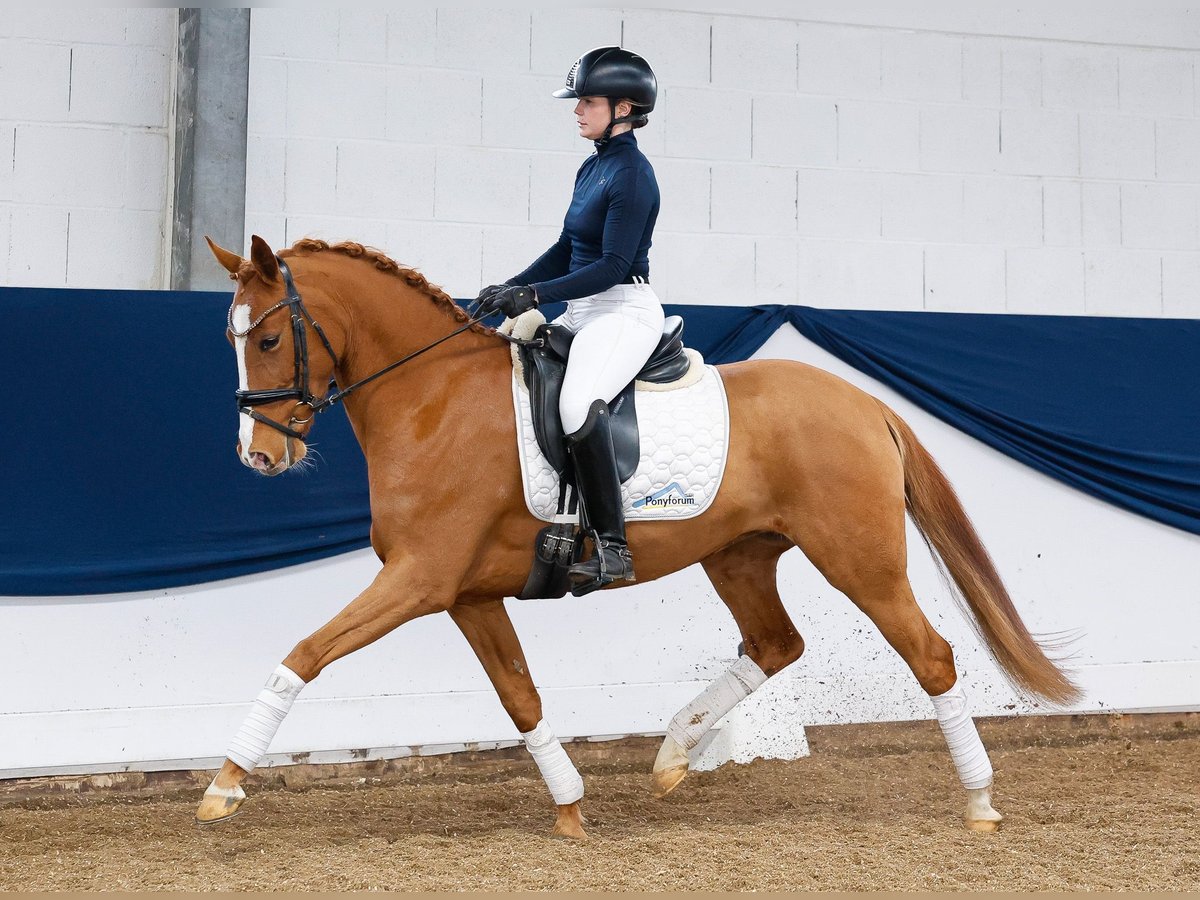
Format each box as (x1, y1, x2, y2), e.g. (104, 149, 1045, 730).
(205, 235, 244, 275)
(249, 234, 280, 283)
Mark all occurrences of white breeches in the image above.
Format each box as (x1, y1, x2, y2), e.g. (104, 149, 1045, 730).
(554, 282, 665, 434)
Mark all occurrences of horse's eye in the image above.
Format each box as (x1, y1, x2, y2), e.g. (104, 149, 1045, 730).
(259, 335, 281, 352)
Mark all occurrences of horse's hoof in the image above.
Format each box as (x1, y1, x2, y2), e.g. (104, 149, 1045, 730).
(964, 786, 1003, 833)
(965, 817, 1001, 833)
(651, 734, 689, 798)
(195, 783, 247, 825)
(551, 802, 588, 840)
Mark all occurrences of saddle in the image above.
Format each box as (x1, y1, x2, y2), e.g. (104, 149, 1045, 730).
(514, 315, 692, 600)
(516, 315, 691, 481)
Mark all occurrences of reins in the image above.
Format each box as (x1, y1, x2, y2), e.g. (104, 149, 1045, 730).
(229, 255, 514, 441)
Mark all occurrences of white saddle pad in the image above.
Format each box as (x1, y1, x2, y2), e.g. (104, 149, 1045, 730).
(511, 357, 731, 523)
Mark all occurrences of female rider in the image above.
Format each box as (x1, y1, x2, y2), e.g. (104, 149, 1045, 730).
(477, 46, 662, 596)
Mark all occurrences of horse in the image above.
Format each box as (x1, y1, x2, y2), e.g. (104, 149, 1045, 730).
(195, 234, 1079, 839)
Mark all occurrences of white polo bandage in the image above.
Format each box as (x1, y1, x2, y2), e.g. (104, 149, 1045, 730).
(521, 720, 584, 806)
(226, 664, 306, 773)
(667, 655, 767, 751)
(930, 679, 993, 790)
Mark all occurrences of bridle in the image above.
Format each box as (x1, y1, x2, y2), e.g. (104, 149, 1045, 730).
(228, 255, 494, 442)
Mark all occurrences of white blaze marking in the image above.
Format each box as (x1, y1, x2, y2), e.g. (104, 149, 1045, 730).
(232, 304, 256, 463)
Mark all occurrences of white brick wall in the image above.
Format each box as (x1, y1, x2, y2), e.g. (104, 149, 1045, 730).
(243, 8, 1200, 318)
(0, 9, 174, 289)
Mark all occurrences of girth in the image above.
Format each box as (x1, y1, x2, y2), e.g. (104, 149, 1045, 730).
(516, 315, 690, 482)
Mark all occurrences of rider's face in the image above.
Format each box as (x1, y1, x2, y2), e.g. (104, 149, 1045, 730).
(574, 96, 631, 141)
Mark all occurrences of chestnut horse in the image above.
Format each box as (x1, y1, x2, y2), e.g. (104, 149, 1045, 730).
(196, 235, 1078, 839)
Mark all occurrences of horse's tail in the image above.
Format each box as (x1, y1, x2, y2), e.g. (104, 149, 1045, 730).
(877, 401, 1081, 706)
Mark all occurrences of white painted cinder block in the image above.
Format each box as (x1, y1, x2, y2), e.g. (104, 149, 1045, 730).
(651, 158, 711, 233)
(1041, 44, 1120, 111)
(751, 95, 837, 167)
(386, 220, 483, 299)
(285, 215, 389, 251)
(0, 41, 71, 121)
(1081, 182, 1122, 248)
(529, 8, 622, 76)
(434, 8, 531, 72)
(1005, 248, 1086, 314)
(481, 223, 563, 287)
(621, 10, 712, 87)
(711, 164, 795, 235)
(245, 55, 287, 137)
(529, 151, 583, 227)
(283, 138, 337, 215)
(66, 208, 164, 290)
(285, 60, 387, 141)
(923, 245, 1005, 312)
(710, 15, 797, 93)
(797, 170, 881, 240)
(796, 22, 881, 97)
(0, 124, 14, 202)
(1156, 118, 1200, 183)
(250, 8, 340, 61)
(881, 31, 962, 103)
(7, 206, 68, 287)
(962, 176, 1043, 245)
(336, 8, 386, 64)
(8, 8, 125, 44)
(245, 135, 286, 218)
(663, 87, 751, 160)
(657, 231, 755, 305)
(335, 141, 437, 220)
(436, 146, 531, 224)
(754, 235, 799, 304)
(123, 9, 176, 49)
(384, 9, 437, 67)
(961, 37, 1002, 105)
(125, 131, 170, 212)
(797, 239, 923, 310)
(998, 108, 1079, 177)
(0, 207, 10, 283)
(1118, 49, 1195, 117)
(919, 105, 1000, 174)
(1084, 250, 1162, 316)
(387, 67, 482, 147)
(881, 173, 963, 243)
(1079, 113, 1156, 180)
(837, 100, 920, 171)
(13, 125, 126, 208)
(1042, 180, 1082, 247)
(1001, 42, 1043, 107)
(69, 45, 170, 129)
(1121, 183, 1199, 250)
(1162, 252, 1200, 318)
(483, 73, 577, 152)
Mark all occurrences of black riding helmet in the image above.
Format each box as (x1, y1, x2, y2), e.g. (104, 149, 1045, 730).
(553, 46, 657, 146)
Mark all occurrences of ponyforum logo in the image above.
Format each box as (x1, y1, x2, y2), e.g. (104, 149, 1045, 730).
(632, 482, 698, 510)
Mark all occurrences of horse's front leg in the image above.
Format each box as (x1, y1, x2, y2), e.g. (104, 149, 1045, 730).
(195, 561, 452, 825)
(448, 599, 587, 840)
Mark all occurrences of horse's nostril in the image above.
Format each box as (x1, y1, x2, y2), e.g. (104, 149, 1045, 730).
(250, 451, 273, 469)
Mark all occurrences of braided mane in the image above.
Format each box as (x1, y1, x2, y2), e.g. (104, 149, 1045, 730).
(282, 238, 491, 335)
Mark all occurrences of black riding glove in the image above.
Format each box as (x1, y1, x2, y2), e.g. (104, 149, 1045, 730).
(479, 284, 538, 319)
(474, 283, 508, 314)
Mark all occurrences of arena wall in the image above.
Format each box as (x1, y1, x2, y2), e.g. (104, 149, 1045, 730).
(2, 6, 1198, 777)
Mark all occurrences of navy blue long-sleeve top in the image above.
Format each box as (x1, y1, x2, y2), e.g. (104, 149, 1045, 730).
(508, 131, 660, 303)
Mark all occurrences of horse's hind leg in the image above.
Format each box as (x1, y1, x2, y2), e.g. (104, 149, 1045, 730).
(448, 599, 587, 840)
(797, 511, 1003, 832)
(652, 532, 805, 798)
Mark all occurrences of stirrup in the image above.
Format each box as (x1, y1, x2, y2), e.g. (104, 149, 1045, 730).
(568, 540, 635, 596)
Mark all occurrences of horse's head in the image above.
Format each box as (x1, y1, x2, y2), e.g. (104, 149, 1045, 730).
(208, 234, 342, 476)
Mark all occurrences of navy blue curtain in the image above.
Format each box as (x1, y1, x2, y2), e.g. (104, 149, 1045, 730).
(3, 287, 1197, 596)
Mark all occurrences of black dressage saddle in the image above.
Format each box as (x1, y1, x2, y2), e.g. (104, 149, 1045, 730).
(517, 314, 691, 482)
(515, 315, 691, 600)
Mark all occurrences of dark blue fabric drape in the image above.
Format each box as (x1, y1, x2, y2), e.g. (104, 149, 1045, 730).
(2, 287, 1196, 596)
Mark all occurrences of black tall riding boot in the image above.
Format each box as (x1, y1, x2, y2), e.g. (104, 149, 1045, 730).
(566, 400, 635, 596)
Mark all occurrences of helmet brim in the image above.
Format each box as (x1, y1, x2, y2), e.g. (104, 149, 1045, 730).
(552, 88, 579, 99)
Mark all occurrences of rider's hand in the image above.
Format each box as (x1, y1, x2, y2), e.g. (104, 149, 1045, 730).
(474, 284, 508, 313)
(479, 284, 539, 319)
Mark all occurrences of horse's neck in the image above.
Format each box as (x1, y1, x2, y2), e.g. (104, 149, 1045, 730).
(327, 264, 512, 456)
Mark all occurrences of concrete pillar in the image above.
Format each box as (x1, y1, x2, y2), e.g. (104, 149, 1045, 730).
(171, 9, 250, 290)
